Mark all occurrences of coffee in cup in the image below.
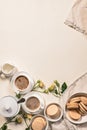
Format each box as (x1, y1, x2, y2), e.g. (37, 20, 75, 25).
(15, 76, 29, 90)
(26, 96, 40, 110)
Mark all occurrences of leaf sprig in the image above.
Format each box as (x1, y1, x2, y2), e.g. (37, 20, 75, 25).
(48, 80, 68, 97)
(0, 113, 33, 130)
(32, 80, 68, 97)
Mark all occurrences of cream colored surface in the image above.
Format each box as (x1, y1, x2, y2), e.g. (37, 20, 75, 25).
(0, 0, 87, 86)
(0, 0, 87, 129)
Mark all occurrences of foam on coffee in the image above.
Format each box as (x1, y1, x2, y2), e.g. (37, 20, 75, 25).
(26, 97, 40, 110)
(15, 76, 29, 90)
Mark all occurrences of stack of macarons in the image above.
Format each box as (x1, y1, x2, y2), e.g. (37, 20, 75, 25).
(66, 96, 87, 120)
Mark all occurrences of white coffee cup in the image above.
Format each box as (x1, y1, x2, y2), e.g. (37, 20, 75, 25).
(22, 92, 45, 114)
(11, 71, 35, 94)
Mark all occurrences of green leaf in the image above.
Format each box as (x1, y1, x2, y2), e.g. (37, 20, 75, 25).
(36, 80, 40, 83)
(44, 89, 49, 93)
(18, 110, 23, 115)
(0, 124, 7, 130)
(54, 80, 60, 87)
(55, 89, 58, 94)
(33, 83, 39, 89)
(61, 82, 67, 93)
(25, 127, 30, 130)
(16, 93, 21, 99)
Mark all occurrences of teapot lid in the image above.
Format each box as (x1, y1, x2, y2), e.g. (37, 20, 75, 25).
(0, 96, 20, 117)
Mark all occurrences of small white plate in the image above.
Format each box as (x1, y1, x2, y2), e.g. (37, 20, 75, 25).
(66, 111, 87, 124)
(65, 93, 87, 124)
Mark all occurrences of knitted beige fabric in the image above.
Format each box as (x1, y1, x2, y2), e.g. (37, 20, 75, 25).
(47, 72, 87, 130)
(65, 0, 87, 35)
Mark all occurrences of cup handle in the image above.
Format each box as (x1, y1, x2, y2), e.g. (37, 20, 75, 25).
(40, 104, 44, 110)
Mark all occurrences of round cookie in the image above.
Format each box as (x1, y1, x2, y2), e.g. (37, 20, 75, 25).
(80, 102, 87, 111)
(32, 117, 46, 130)
(66, 102, 79, 110)
(79, 103, 87, 115)
(70, 97, 81, 103)
(80, 97, 87, 105)
(46, 104, 60, 119)
(78, 109, 85, 116)
(68, 110, 81, 120)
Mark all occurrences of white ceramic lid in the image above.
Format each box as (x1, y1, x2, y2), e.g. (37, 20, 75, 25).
(0, 96, 20, 117)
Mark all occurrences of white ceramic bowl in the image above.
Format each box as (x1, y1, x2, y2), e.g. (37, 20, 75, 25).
(65, 93, 87, 124)
(44, 103, 63, 122)
(22, 92, 45, 114)
(11, 71, 35, 94)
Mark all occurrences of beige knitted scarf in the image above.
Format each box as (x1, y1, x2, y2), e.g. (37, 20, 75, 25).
(65, 0, 87, 35)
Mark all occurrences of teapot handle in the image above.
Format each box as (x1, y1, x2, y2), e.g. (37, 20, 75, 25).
(17, 98, 25, 104)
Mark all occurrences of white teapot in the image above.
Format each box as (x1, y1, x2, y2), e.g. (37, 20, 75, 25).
(0, 96, 20, 118)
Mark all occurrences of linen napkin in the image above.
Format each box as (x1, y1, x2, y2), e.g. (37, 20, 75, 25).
(48, 72, 87, 130)
(65, 0, 87, 35)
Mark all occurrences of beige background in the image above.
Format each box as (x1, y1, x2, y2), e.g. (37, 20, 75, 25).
(0, 0, 87, 86)
(0, 0, 87, 129)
